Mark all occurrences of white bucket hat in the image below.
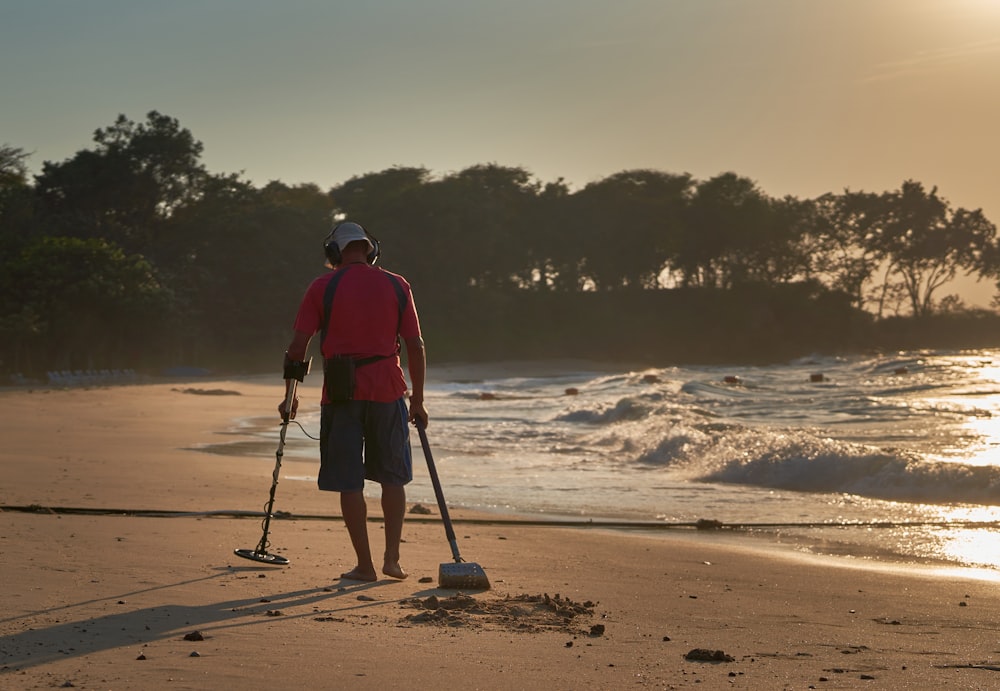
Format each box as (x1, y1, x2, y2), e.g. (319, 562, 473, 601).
(332, 222, 373, 252)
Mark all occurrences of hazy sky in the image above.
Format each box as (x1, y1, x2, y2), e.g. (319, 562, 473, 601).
(3, 0, 999, 301)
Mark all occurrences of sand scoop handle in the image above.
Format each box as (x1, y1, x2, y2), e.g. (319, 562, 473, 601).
(416, 422, 464, 563)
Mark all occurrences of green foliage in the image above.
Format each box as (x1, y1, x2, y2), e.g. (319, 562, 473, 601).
(852, 181, 998, 317)
(0, 145, 36, 254)
(33, 111, 207, 257)
(0, 236, 172, 373)
(571, 170, 693, 290)
(162, 176, 333, 365)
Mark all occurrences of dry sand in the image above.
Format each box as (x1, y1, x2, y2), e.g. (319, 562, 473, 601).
(4, 372, 1000, 690)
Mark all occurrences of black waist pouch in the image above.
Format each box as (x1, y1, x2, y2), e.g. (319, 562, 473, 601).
(324, 354, 390, 401)
(324, 356, 357, 402)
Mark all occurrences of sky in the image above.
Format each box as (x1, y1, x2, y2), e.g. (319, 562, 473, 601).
(3, 0, 1000, 303)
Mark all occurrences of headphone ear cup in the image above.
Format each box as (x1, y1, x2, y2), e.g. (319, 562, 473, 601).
(324, 237, 341, 266)
(367, 236, 380, 265)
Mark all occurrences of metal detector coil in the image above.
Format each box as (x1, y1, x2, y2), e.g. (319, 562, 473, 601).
(234, 548, 289, 566)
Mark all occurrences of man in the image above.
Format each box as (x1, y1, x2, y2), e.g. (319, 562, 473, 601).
(281, 221, 427, 582)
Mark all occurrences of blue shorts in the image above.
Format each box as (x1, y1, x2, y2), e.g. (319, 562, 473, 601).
(318, 398, 412, 492)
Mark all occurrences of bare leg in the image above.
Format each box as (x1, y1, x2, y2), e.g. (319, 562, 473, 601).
(381, 484, 408, 579)
(340, 490, 377, 581)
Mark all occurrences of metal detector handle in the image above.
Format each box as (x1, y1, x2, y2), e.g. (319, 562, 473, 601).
(416, 422, 463, 563)
(280, 354, 310, 425)
(280, 378, 299, 426)
(273, 378, 298, 485)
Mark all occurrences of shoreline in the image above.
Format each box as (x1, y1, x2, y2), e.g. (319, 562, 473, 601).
(7, 366, 998, 576)
(6, 367, 994, 572)
(6, 373, 1000, 688)
(5, 499, 995, 580)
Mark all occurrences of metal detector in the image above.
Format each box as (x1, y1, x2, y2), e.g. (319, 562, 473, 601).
(234, 370, 305, 566)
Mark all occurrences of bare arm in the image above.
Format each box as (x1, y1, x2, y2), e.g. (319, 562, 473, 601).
(404, 335, 427, 427)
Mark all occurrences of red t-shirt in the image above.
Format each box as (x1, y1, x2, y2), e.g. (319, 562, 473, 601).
(293, 264, 421, 403)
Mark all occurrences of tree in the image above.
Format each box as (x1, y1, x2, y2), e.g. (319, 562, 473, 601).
(331, 165, 547, 297)
(869, 181, 997, 317)
(0, 145, 36, 252)
(524, 177, 573, 291)
(161, 176, 334, 363)
(0, 144, 29, 187)
(427, 164, 541, 291)
(570, 170, 693, 291)
(810, 190, 885, 312)
(737, 194, 816, 286)
(1, 236, 172, 373)
(674, 173, 774, 288)
(329, 166, 437, 292)
(33, 111, 207, 259)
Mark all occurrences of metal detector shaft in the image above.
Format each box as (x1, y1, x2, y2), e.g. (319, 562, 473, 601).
(255, 378, 298, 552)
(233, 379, 298, 565)
(416, 423, 463, 563)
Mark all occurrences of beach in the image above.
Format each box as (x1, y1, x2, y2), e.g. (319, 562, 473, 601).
(5, 373, 1000, 690)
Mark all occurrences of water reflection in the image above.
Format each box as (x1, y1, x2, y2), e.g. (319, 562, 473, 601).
(910, 506, 1000, 569)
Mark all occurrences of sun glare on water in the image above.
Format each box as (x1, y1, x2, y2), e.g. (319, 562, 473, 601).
(958, 363, 1000, 465)
(937, 526, 1000, 570)
(904, 505, 1000, 571)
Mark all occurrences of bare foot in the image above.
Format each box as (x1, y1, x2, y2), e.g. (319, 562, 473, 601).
(340, 567, 378, 582)
(382, 562, 408, 580)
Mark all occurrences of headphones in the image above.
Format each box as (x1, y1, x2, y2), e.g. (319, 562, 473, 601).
(324, 222, 381, 267)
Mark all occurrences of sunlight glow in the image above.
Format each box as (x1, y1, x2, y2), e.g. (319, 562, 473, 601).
(936, 529, 1000, 569)
(958, 363, 1000, 465)
(907, 359, 1000, 466)
(901, 506, 1000, 569)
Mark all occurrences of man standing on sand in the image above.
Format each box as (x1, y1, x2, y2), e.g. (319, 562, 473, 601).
(280, 221, 427, 582)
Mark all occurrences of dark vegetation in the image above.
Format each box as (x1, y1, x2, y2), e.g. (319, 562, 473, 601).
(2, 111, 1000, 378)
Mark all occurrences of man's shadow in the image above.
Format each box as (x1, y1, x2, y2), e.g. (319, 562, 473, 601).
(0, 565, 402, 671)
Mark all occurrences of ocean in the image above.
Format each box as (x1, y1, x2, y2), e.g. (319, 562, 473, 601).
(244, 349, 1000, 573)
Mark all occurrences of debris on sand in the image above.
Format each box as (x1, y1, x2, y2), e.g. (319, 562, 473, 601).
(401, 593, 600, 634)
(172, 387, 241, 396)
(695, 518, 724, 530)
(685, 648, 735, 662)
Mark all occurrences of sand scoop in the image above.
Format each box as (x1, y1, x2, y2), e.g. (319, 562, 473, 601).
(416, 423, 490, 590)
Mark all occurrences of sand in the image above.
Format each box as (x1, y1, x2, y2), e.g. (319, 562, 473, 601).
(4, 371, 1000, 690)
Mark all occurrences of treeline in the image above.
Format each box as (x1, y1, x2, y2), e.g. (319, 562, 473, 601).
(2, 111, 1000, 377)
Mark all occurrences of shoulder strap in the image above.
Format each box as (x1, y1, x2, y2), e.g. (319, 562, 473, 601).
(320, 266, 351, 348)
(384, 271, 408, 325)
